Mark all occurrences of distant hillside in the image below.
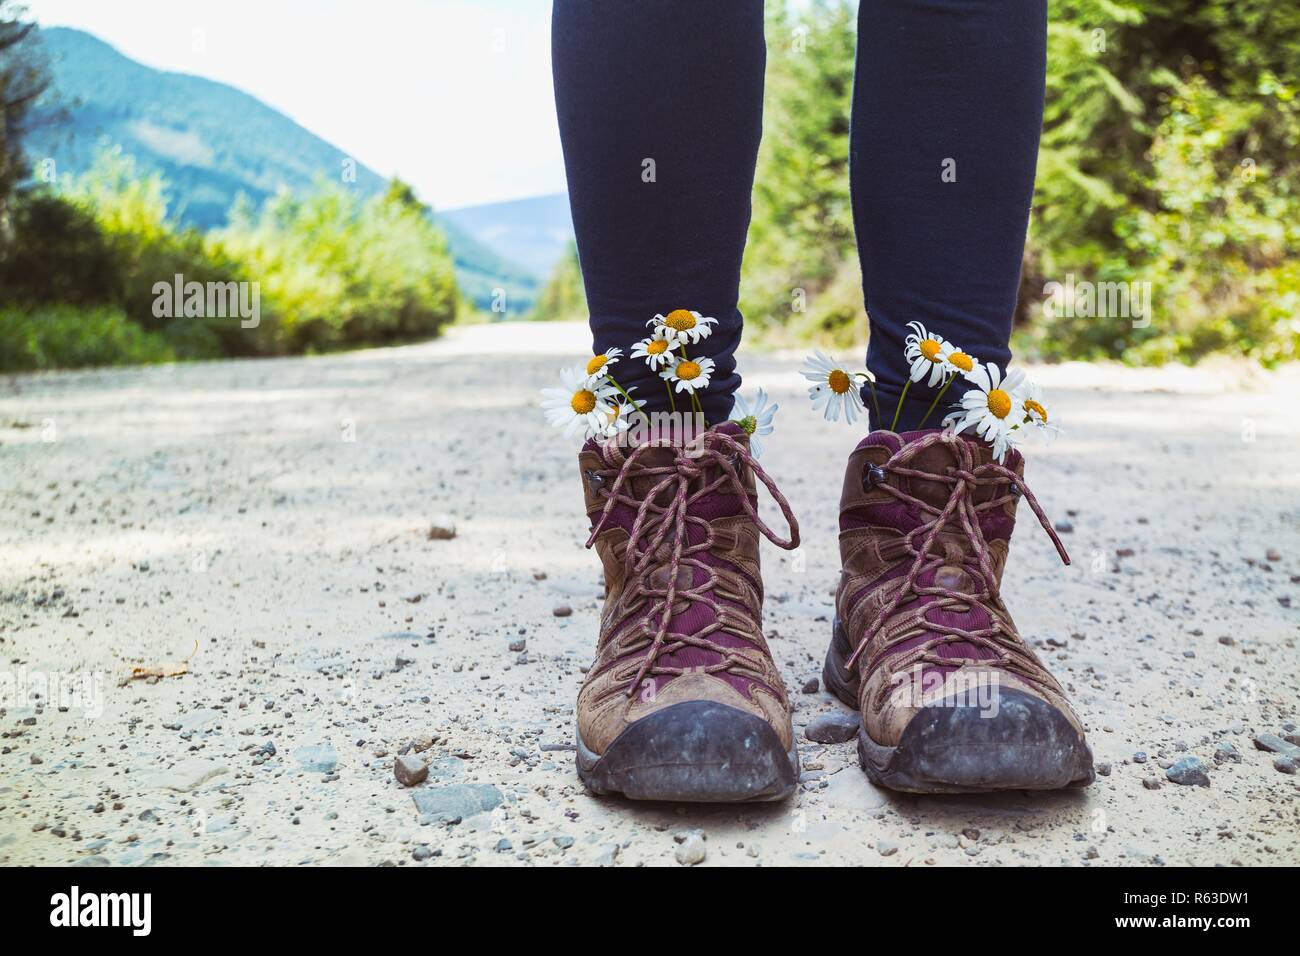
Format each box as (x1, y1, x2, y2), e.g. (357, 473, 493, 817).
(442, 193, 574, 279)
(27, 27, 540, 313)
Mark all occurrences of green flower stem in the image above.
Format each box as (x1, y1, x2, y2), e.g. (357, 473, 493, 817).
(676, 341, 708, 426)
(889, 379, 913, 432)
(917, 374, 957, 429)
(665, 381, 677, 414)
(607, 374, 650, 424)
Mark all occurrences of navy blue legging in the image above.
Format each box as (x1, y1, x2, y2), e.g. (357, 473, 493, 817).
(552, 0, 1046, 429)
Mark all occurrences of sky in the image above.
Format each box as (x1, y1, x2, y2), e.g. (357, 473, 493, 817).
(24, 0, 566, 210)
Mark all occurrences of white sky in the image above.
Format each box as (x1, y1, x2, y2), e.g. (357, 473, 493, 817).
(24, 0, 565, 210)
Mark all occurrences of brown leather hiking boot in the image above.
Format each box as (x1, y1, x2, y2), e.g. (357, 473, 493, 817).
(574, 422, 801, 802)
(825, 428, 1094, 793)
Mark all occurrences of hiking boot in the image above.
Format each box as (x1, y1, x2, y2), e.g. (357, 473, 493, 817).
(825, 428, 1094, 793)
(574, 422, 801, 802)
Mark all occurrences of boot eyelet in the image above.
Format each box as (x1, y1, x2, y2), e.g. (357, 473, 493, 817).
(585, 469, 606, 492)
(1010, 482, 1022, 497)
(862, 465, 887, 491)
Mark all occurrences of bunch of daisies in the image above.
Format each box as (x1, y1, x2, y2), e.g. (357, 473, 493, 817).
(541, 308, 780, 453)
(801, 321, 1053, 462)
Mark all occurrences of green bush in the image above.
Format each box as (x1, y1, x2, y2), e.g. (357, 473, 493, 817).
(0, 149, 460, 370)
(0, 303, 174, 371)
(217, 178, 458, 353)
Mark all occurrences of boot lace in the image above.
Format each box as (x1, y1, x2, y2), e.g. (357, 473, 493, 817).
(586, 430, 799, 699)
(842, 431, 1070, 707)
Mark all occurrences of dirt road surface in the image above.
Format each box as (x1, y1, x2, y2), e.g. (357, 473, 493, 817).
(2, 322, 1297, 866)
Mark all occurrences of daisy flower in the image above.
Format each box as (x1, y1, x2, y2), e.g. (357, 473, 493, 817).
(730, 388, 778, 458)
(950, 363, 1027, 462)
(904, 321, 955, 388)
(630, 332, 677, 371)
(540, 365, 620, 440)
(583, 347, 622, 384)
(650, 309, 718, 346)
(595, 397, 645, 439)
(661, 355, 715, 394)
(802, 351, 865, 425)
(1019, 379, 1060, 440)
(939, 346, 981, 380)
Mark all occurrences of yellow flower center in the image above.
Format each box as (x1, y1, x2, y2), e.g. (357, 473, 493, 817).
(827, 369, 851, 394)
(571, 390, 596, 415)
(948, 351, 973, 372)
(919, 339, 942, 362)
(676, 360, 702, 381)
(585, 354, 609, 375)
(646, 339, 669, 355)
(1024, 399, 1047, 423)
(664, 309, 697, 332)
(987, 388, 1012, 419)
(736, 415, 757, 435)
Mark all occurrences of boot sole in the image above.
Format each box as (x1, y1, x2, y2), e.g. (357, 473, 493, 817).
(576, 700, 799, 803)
(825, 617, 1095, 794)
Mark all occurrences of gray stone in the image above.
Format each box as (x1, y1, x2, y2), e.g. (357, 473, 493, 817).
(1254, 734, 1300, 759)
(804, 711, 861, 744)
(1166, 757, 1210, 787)
(409, 783, 503, 821)
(411, 844, 433, 861)
(292, 742, 338, 773)
(393, 754, 428, 787)
(1274, 757, 1297, 775)
(675, 832, 706, 866)
(876, 840, 899, 857)
(597, 844, 620, 867)
(1213, 743, 1241, 765)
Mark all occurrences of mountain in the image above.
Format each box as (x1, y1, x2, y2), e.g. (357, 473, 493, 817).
(442, 193, 574, 280)
(27, 27, 541, 313)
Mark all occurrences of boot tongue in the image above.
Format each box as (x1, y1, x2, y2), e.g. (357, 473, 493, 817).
(584, 422, 753, 525)
(871, 428, 1020, 511)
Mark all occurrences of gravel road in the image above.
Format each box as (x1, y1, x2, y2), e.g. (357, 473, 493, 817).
(2, 322, 1297, 866)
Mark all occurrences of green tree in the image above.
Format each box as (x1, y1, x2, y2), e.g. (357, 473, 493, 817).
(528, 240, 586, 322)
(0, 1, 50, 224)
(742, 0, 859, 341)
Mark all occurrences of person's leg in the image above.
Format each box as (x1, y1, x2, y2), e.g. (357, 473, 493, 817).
(551, 0, 765, 423)
(851, 0, 1047, 430)
(829, 0, 1094, 795)
(554, 2, 801, 804)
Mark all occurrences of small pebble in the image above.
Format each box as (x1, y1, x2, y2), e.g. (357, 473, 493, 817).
(675, 833, 706, 866)
(1166, 757, 1210, 788)
(804, 711, 860, 744)
(393, 754, 428, 788)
